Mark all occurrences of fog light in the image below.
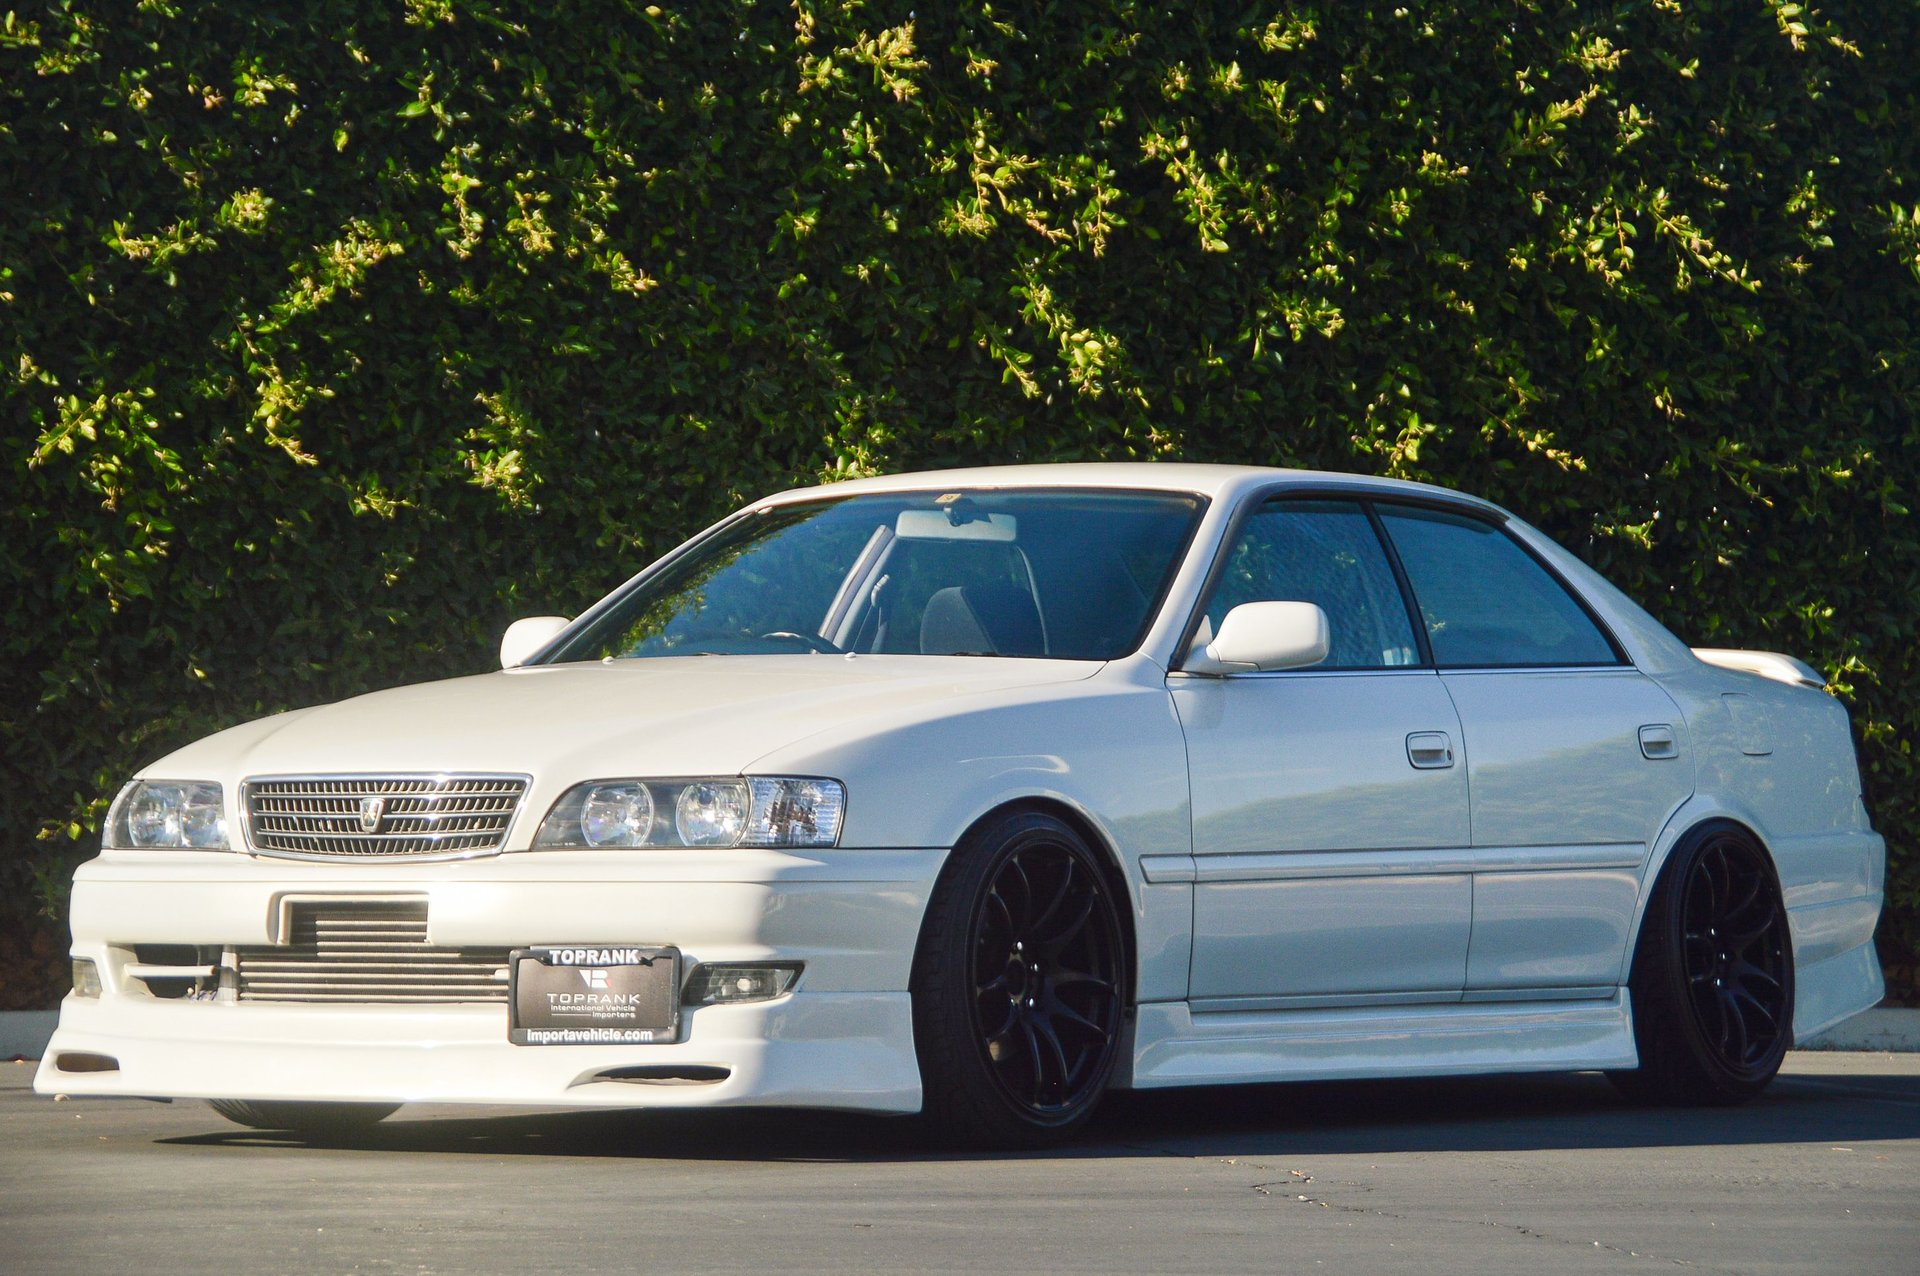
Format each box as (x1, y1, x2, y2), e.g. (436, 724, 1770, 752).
(71, 959, 102, 999)
(683, 963, 801, 1006)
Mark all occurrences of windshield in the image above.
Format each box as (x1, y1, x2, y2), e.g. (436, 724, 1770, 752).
(548, 489, 1206, 662)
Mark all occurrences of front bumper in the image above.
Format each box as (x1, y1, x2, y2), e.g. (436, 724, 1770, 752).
(34, 846, 946, 1114)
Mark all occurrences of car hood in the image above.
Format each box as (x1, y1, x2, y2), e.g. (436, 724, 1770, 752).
(149, 655, 1102, 782)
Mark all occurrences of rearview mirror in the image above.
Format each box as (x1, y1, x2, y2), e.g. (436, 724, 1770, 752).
(500, 615, 571, 669)
(1184, 601, 1330, 675)
(894, 509, 1018, 542)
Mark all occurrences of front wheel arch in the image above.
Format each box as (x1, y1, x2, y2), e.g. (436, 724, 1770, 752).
(942, 797, 1140, 1012)
(909, 802, 1134, 1146)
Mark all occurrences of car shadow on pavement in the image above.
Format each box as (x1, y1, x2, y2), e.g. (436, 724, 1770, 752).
(157, 1067, 1920, 1162)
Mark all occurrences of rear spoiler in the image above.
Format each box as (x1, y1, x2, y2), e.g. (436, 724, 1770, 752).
(1691, 648, 1826, 690)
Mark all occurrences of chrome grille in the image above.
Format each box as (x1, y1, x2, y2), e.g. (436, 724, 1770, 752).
(235, 901, 510, 1003)
(243, 774, 527, 859)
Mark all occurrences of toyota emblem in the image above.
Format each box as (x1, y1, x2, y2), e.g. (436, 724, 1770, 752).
(357, 795, 385, 834)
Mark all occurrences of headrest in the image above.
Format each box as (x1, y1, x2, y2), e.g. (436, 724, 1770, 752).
(920, 582, 1046, 656)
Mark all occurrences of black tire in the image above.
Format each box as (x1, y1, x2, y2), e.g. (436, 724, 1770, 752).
(207, 1099, 400, 1133)
(910, 809, 1126, 1149)
(1609, 821, 1794, 1105)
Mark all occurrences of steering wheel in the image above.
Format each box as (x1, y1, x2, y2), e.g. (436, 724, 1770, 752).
(758, 631, 843, 654)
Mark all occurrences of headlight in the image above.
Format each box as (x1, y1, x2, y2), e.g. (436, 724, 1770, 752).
(534, 777, 844, 849)
(676, 780, 748, 846)
(103, 780, 229, 850)
(580, 782, 656, 847)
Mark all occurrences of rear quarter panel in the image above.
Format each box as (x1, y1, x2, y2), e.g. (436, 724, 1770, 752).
(1645, 663, 1884, 1039)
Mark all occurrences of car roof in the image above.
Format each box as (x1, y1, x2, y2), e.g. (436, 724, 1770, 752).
(756, 462, 1508, 516)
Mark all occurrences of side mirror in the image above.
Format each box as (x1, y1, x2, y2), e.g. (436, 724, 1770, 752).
(500, 615, 571, 669)
(1185, 601, 1330, 675)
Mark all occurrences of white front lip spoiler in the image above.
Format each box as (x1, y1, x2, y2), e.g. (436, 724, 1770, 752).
(37, 993, 922, 1112)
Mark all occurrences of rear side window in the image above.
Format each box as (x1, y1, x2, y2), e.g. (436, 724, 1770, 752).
(1376, 507, 1619, 668)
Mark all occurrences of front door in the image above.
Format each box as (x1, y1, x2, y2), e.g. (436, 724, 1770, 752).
(1173, 498, 1474, 1006)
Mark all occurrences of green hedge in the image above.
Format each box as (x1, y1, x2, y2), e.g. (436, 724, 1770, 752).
(3, 1, 1915, 1006)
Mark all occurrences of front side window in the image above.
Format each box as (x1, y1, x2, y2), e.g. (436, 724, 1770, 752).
(1376, 506, 1619, 667)
(548, 489, 1206, 663)
(1200, 500, 1420, 669)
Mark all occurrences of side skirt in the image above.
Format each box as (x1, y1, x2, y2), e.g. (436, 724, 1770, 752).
(1124, 992, 1638, 1090)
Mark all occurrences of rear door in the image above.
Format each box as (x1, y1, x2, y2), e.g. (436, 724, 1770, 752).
(1374, 506, 1694, 997)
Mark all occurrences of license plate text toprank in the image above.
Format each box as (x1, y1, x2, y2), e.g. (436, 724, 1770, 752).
(545, 991, 652, 1010)
(543, 947, 652, 965)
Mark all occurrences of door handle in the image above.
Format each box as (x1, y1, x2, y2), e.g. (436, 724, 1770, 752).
(1406, 731, 1455, 769)
(1639, 724, 1680, 760)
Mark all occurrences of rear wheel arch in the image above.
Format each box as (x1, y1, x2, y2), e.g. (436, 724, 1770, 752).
(1613, 816, 1795, 1104)
(1625, 812, 1791, 981)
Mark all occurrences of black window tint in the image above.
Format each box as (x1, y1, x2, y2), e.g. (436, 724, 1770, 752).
(1377, 507, 1618, 667)
(1204, 500, 1420, 669)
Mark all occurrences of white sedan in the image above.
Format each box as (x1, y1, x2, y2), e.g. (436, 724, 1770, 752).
(37, 464, 1885, 1146)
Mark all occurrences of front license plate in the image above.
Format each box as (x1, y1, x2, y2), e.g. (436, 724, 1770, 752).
(509, 946, 680, 1046)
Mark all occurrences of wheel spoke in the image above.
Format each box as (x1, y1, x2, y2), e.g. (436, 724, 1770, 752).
(1723, 862, 1763, 924)
(1037, 890, 1098, 960)
(1004, 856, 1036, 933)
(977, 998, 1017, 1042)
(1723, 908, 1778, 950)
(1048, 965, 1113, 991)
(1692, 849, 1722, 922)
(984, 886, 1015, 938)
(974, 893, 1015, 985)
(1047, 998, 1105, 1038)
(993, 1019, 1035, 1092)
(1720, 988, 1751, 1063)
(1730, 985, 1778, 1035)
(1728, 958, 1781, 993)
(1027, 856, 1077, 937)
(1690, 977, 1726, 1045)
(1019, 1020, 1047, 1105)
(1032, 1014, 1072, 1096)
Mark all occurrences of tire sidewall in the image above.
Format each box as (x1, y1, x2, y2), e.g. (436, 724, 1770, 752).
(1641, 821, 1795, 1096)
(909, 809, 1126, 1144)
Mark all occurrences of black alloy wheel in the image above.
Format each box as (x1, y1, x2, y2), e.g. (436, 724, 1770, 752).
(971, 839, 1123, 1113)
(911, 810, 1125, 1147)
(1677, 831, 1793, 1072)
(1611, 821, 1794, 1105)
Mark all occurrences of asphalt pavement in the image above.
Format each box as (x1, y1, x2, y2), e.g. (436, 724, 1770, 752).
(4, 1052, 1916, 1274)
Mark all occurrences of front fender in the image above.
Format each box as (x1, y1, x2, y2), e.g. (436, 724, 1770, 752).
(753, 661, 1196, 1002)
